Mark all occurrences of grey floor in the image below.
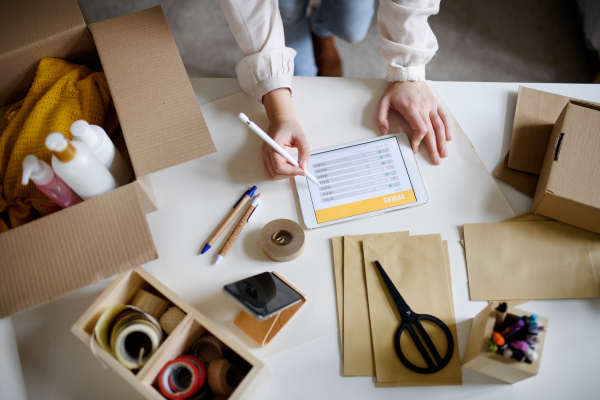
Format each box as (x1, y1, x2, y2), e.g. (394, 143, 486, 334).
(79, 0, 594, 83)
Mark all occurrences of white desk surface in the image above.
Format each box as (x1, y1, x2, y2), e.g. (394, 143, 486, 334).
(1, 78, 599, 400)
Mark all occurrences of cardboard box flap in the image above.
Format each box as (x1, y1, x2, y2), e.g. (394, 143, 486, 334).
(544, 102, 600, 208)
(0, 0, 96, 107)
(508, 86, 572, 175)
(88, 7, 216, 177)
(0, 184, 157, 319)
(508, 86, 600, 175)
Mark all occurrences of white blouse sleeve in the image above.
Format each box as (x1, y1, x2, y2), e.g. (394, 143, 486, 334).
(219, 0, 297, 103)
(378, 0, 441, 82)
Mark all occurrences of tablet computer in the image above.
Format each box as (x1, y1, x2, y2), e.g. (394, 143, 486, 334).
(294, 133, 428, 229)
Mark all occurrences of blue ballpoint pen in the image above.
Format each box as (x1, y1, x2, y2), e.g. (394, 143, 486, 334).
(200, 186, 257, 255)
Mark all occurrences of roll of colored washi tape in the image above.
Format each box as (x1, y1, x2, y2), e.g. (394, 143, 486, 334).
(168, 356, 206, 394)
(160, 306, 187, 335)
(131, 288, 170, 319)
(159, 357, 203, 400)
(190, 335, 226, 365)
(260, 219, 305, 262)
(94, 305, 128, 351)
(108, 308, 163, 369)
(207, 359, 244, 396)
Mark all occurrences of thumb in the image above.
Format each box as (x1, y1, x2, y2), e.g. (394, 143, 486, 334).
(376, 94, 391, 135)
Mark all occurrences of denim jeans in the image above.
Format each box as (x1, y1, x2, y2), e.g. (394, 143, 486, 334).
(279, 0, 376, 76)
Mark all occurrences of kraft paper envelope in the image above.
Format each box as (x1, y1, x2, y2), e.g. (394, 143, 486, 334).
(477, 213, 553, 307)
(343, 232, 408, 377)
(363, 235, 462, 386)
(378, 241, 460, 387)
(331, 237, 344, 349)
(464, 221, 600, 300)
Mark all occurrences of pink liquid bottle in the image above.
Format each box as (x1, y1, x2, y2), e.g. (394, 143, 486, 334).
(22, 154, 83, 208)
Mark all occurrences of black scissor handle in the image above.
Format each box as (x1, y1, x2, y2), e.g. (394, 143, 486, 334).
(394, 314, 454, 374)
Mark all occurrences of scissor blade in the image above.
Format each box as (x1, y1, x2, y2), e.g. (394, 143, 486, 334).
(374, 260, 411, 313)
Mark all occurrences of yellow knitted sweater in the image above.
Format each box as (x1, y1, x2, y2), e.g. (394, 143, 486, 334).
(0, 58, 118, 232)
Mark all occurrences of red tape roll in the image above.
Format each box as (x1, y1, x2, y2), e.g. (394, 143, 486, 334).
(158, 357, 203, 400)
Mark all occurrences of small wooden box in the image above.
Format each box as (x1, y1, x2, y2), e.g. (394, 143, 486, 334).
(71, 267, 271, 400)
(462, 302, 548, 384)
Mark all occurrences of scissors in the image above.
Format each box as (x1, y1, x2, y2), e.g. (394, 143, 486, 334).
(374, 260, 454, 374)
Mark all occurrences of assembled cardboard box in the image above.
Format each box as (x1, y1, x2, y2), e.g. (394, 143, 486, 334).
(0, 0, 216, 318)
(532, 101, 600, 234)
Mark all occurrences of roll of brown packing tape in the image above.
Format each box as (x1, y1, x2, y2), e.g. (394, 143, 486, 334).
(207, 359, 244, 396)
(260, 219, 305, 262)
(131, 288, 169, 319)
(190, 335, 225, 364)
(159, 306, 186, 335)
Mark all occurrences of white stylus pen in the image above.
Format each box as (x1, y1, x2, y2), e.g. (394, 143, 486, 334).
(239, 113, 321, 186)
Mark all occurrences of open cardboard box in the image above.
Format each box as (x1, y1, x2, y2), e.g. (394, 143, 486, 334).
(72, 267, 271, 400)
(0, 0, 216, 319)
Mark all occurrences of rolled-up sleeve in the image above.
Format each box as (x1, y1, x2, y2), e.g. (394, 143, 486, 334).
(219, 0, 296, 102)
(378, 0, 440, 82)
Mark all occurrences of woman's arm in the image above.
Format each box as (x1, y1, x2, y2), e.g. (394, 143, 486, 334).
(219, 0, 310, 180)
(376, 0, 452, 165)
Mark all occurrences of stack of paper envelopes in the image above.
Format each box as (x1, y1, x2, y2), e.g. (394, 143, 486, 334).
(331, 232, 462, 387)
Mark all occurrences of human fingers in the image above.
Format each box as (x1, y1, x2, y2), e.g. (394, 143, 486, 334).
(375, 94, 391, 135)
(400, 106, 428, 154)
(294, 134, 311, 172)
(261, 144, 278, 180)
(437, 105, 452, 141)
(421, 113, 440, 165)
(263, 158, 275, 180)
(268, 146, 304, 177)
(430, 112, 448, 158)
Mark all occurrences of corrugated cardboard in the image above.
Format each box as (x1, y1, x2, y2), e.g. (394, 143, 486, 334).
(508, 86, 600, 175)
(0, 185, 157, 317)
(508, 86, 573, 174)
(0, 0, 97, 107)
(532, 101, 600, 233)
(0, 1, 216, 318)
(89, 8, 216, 176)
(494, 152, 539, 198)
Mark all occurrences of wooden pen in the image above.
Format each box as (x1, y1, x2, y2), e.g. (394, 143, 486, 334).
(214, 193, 262, 264)
(200, 186, 257, 255)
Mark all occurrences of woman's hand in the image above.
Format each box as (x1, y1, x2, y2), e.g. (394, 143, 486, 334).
(376, 81, 452, 165)
(261, 88, 311, 180)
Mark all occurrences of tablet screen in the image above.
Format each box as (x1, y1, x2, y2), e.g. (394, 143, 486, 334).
(307, 136, 417, 223)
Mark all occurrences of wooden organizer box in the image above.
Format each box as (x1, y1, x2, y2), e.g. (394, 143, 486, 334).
(72, 267, 271, 400)
(462, 302, 548, 384)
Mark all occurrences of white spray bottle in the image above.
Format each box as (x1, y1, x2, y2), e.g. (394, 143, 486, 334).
(22, 155, 83, 208)
(70, 120, 132, 186)
(45, 132, 118, 200)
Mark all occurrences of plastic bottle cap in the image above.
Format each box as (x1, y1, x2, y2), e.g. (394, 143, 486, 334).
(71, 120, 98, 147)
(45, 132, 68, 152)
(22, 155, 54, 186)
